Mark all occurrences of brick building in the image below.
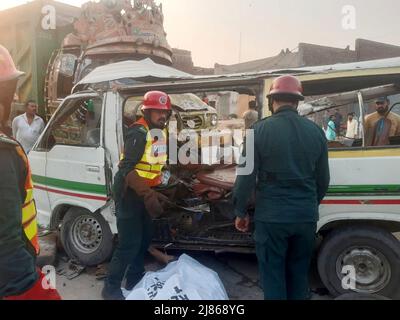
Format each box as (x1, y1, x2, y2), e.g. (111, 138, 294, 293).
(171, 48, 214, 75)
(173, 39, 400, 121)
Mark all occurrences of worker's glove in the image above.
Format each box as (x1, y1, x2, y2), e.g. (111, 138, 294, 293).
(125, 170, 170, 218)
(144, 190, 170, 218)
(125, 170, 151, 197)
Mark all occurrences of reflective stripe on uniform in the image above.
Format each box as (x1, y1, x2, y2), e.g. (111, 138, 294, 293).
(22, 199, 36, 225)
(135, 162, 164, 173)
(14, 143, 40, 255)
(131, 118, 168, 187)
(23, 217, 38, 242)
(135, 170, 161, 182)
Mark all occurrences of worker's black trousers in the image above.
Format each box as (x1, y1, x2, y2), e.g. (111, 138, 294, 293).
(105, 196, 154, 291)
(254, 221, 317, 300)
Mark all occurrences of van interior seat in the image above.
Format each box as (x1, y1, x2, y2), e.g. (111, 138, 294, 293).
(196, 165, 237, 190)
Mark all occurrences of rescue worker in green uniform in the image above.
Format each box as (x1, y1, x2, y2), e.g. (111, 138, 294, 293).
(0, 45, 61, 300)
(233, 75, 330, 300)
(102, 91, 171, 300)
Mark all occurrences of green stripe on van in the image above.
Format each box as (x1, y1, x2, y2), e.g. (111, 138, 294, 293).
(327, 185, 400, 194)
(32, 173, 400, 197)
(32, 175, 107, 195)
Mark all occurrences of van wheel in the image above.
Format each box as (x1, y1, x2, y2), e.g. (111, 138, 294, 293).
(318, 226, 400, 299)
(60, 207, 114, 267)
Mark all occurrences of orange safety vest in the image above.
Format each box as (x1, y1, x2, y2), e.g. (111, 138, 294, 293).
(130, 118, 168, 187)
(0, 132, 40, 255)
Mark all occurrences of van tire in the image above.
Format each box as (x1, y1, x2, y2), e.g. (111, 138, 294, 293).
(317, 226, 400, 299)
(60, 207, 114, 267)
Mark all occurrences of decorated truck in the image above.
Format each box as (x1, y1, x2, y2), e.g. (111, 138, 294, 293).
(44, 0, 174, 118)
(43, 0, 220, 134)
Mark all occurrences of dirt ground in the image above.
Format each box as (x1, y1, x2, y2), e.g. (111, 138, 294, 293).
(55, 232, 400, 300)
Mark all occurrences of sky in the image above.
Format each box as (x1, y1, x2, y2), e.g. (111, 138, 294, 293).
(1, 0, 399, 67)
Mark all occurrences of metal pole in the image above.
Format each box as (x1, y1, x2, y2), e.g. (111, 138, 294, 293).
(357, 91, 366, 148)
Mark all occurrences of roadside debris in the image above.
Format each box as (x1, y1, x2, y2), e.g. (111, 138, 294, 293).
(57, 260, 86, 281)
(95, 264, 108, 281)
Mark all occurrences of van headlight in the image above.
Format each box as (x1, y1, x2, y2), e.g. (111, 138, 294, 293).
(210, 114, 218, 127)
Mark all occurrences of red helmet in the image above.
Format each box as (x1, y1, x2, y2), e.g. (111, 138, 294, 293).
(267, 75, 304, 101)
(141, 91, 172, 111)
(0, 45, 24, 82)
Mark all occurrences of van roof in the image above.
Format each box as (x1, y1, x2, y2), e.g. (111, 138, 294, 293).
(214, 57, 400, 78)
(73, 56, 400, 95)
(73, 58, 194, 89)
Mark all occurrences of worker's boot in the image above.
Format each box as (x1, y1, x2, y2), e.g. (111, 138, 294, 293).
(125, 272, 145, 291)
(101, 283, 124, 301)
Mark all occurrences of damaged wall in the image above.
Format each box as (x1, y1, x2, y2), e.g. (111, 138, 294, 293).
(172, 48, 214, 75)
(214, 39, 400, 75)
(299, 42, 357, 66)
(356, 39, 400, 61)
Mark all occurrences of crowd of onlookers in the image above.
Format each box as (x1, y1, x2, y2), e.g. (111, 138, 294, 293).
(323, 96, 400, 147)
(324, 109, 360, 142)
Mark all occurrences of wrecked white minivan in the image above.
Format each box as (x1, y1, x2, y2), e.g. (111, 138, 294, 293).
(30, 59, 260, 264)
(30, 57, 400, 299)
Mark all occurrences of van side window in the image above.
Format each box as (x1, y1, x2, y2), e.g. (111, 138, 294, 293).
(122, 98, 179, 143)
(363, 93, 400, 147)
(302, 96, 361, 149)
(42, 97, 103, 149)
(55, 53, 78, 99)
